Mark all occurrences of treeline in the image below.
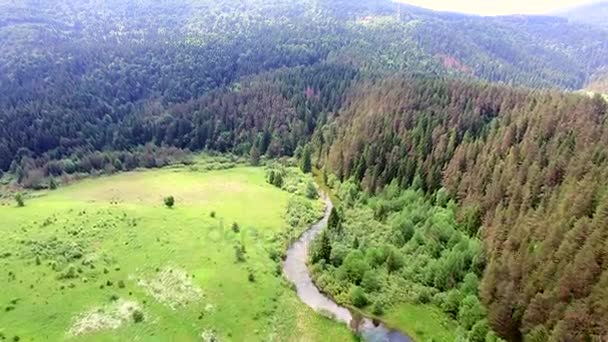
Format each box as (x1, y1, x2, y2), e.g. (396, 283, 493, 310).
(10, 145, 190, 189)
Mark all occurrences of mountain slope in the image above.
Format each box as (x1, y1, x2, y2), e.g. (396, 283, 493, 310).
(554, 1, 608, 29)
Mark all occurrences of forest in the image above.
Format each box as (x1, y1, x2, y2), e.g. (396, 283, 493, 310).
(1, 0, 608, 341)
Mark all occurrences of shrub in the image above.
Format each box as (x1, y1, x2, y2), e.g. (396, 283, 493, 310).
(385, 246, 404, 273)
(338, 250, 369, 285)
(413, 286, 434, 304)
(361, 270, 380, 292)
(350, 286, 368, 308)
(458, 295, 485, 330)
(372, 300, 384, 315)
(306, 181, 318, 199)
(468, 319, 490, 342)
(14, 193, 24, 207)
(231, 222, 240, 233)
(118, 280, 126, 289)
(442, 289, 462, 317)
(59, 265, 77, 280)
(49, 178, 58, 190)
(234, 244, 246, 263)
(248, 270, 255, 282)
(274, 172, 284, 188)
(318, 308, 337, 320)
(163, 196, 175, 208)
(210, 211, 216, 218)
(132, 309, 144, 323)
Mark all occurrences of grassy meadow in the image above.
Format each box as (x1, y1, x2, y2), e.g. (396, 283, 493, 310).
(0, 160, 355, 341)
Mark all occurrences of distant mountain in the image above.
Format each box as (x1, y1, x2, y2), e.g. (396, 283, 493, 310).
(553, 1, 608, 29)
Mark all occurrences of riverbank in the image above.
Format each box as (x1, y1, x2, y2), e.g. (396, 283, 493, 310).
(282, 194, 413, 342)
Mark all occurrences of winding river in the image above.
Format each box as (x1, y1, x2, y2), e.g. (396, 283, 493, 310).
(283, 195, 413, 342)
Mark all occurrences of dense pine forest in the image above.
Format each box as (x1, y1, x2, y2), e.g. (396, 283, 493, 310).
(2, 0, 608, 341)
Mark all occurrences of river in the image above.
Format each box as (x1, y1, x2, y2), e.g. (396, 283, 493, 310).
(282, 195, 413, 342)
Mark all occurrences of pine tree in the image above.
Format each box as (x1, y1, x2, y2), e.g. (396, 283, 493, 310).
(300, 145, 312, 173)
(249, 145, 260, 166)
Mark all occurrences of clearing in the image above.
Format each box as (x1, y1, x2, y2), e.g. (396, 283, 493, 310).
(0, 162, 354, 341)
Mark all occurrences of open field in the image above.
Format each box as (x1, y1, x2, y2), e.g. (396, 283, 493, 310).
(382, 303, 457, 342)
(0, 164, 355, 341)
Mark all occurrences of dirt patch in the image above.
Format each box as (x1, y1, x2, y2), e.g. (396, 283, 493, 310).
(73, 172, 246, 205)
(137, 267, 203, 309)
(68, 299, 141, 336)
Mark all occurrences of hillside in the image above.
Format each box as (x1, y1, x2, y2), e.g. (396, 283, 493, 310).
(553, 1, 608, 29)
(1, 0, 608, 174)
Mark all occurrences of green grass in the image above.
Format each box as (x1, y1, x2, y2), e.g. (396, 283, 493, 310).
(383, 302, 457, 342)
(0, 165, 355, 341)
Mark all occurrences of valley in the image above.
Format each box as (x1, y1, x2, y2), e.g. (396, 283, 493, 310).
(1, 0, 608, 341)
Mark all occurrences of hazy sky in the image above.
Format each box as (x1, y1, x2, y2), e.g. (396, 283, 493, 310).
(397, 0, 595, 15)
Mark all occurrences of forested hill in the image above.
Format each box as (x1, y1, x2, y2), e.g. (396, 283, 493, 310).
(553, 1, 608, 29)
(1, 0, 608, 172)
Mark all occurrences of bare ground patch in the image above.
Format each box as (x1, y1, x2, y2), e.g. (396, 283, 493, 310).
(68, 299, 142, 336)
(137, 267, 203, 309)
(72, 172, 247, 204)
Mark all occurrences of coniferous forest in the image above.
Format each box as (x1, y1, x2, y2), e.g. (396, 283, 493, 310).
(1, 0, 608, 341)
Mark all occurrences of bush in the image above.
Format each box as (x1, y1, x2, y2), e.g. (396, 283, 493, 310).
(458, 295, 485, 330)
(132, 309, 144, 323)
(306, 181, 319, 199)
(49, 178, 58, 190)
(371, 300, 384, 315)
(385, 246, 404, 273)
(350, 285, 368, 307)
(163, 196, 175, 208)
(442, 289, 462, 317)
(413, 286, 434, 304)
(234, 244, 246, 263)
(338, 250, 369, 285)
(14, 193, 24, 207)
(59, 265, 78, 280)
(231, 222, 240, 233)
(468, 319, 490, 342)
(361, 270, 380, 292)
(118, 280, 126, 289)
(273, 172, 284, 188)
(210, 211, 216, 218)
(248, 270, 256, 282)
